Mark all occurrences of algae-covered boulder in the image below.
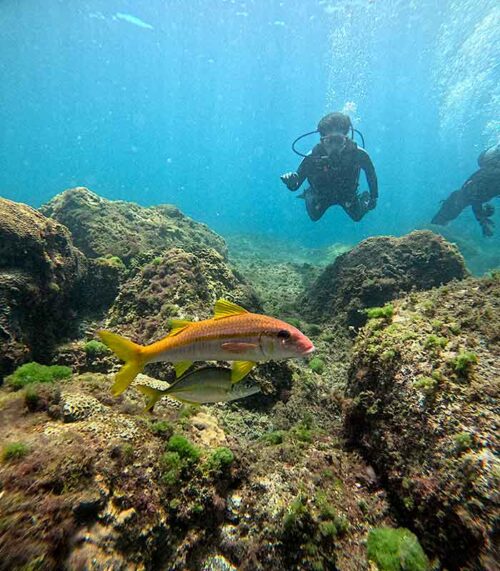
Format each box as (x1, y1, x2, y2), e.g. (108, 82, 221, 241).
(302, 230, 468, 327)
(40, 187, 227, 262)
(345, 275, 499, 569)
(105, 246, 262, 344)
(0, 198, 88, 379)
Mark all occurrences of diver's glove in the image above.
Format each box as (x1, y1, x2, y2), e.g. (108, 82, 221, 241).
(281, 172, 300, 191)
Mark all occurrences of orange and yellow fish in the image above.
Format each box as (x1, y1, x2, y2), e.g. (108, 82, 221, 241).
(98, 299, 315, 396)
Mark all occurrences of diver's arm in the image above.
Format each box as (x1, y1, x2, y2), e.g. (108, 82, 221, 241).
(281, 157, 309, 191)
(358, 149, 378, 208)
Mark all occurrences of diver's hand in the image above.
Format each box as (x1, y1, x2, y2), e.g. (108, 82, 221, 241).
(367, 196, 377, 210)
(281, 172, 300, 191)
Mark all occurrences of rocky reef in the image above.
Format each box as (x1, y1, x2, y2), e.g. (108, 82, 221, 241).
(302, 230, 468, 327)
(0, 190, 498, 570)
(40, 187, 227, 262)
(345, 274, 499, 569)
(0, 198, 86, 378)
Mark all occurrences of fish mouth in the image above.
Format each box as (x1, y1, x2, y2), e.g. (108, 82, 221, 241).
(300, 344, 315, 356)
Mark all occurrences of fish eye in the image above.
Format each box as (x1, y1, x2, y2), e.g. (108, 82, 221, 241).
(277, 329, 291, 340)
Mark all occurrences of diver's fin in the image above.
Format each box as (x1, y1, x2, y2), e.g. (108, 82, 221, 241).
(231, 361, 256, 383)
(136, 385, 163, 412)
(98, 330, 146, 396)
(213, 299, 248, 319)
(174, 361, 193, 377)
(221, 342, 259, 353)
(167, 319, 192, 336)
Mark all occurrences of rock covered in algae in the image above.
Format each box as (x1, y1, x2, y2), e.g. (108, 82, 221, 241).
(0, 365, 395, 571)
(302, 230, 468, 327)
(0, 198, 88, 380)
(104, 246, 262, 344)
(345, 274, 499, 569)
(40, 186, 227, 262)
(0, 197, 125, 381)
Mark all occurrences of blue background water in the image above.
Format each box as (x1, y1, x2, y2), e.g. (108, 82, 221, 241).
(1, 0, 499, 257)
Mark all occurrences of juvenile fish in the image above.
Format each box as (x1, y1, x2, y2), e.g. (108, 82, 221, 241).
(136, 367, 261, 410)
(99, 298, 314, 395)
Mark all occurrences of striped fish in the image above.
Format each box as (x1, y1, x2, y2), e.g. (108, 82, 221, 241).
(98, 299, 314, 396)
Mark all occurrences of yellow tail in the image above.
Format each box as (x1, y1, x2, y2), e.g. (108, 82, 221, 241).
(136, 385, 163, 411)
(98, 330, 146, 396)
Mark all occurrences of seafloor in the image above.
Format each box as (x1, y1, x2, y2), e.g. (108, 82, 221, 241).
(0, 188, 498, 571)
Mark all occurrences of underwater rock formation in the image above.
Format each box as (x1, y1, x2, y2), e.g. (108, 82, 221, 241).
(105, 246, 262, 343)
(0, 198, 88, 379)
(345, 274, 499, 569)
(0, 198, 125, 381)
(40, 187, 227, 263)
(302, 230, 468, 327)
(0, 368, 395, 571)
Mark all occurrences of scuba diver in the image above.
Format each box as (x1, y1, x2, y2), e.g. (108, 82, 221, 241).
(281, 112, 378, 222)
(431, 144, 500, 237)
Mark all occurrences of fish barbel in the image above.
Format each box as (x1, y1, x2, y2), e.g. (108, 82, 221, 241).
(98, 298, 314, 396)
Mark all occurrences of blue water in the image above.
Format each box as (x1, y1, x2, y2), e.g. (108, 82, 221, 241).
(1, 0, 499, 250)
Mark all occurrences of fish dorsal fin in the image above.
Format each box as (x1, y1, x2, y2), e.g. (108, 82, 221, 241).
(174, 360, 193, 377)
(168, 319, 192, 336)
(231, 361, 256, 383)
(214, 299, 248, 320)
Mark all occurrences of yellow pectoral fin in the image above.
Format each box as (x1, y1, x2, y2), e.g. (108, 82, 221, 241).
(174, 361, 193, 377)
(213, 299, 248, 319)
(136, 385, 163, 412)
(231, 361, 256, 383)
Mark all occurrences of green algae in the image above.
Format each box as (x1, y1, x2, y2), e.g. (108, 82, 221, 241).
(205, 447, 234, 473)
(161, 451, 183, 486)
(167, 434, 201, 463)
(83, 340, 109, 357)
(367, 527, 429, 571)
(2, 442, 29, 462)
(451, 351, 478, 374)
(413, 376, 438, 396)
(366, 304, 394, 320)
(309, 357, 326, 374)
(150, 420, 174, 438)
(453, 431, 473, 453)
(5, 362, 72, 390)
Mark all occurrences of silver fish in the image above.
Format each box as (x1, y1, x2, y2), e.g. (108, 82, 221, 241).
(136, 366, 261, 410)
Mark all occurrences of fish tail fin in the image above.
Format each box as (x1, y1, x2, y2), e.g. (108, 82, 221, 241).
(98, 330, 146, 395)
(136, 385, 163, 411)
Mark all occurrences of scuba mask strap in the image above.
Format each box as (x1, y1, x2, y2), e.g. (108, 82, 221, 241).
(292, 130, 320, 157)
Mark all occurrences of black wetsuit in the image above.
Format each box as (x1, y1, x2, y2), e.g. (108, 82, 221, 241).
(288, 140, 378, 222)
(432, 145, 500, 236)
